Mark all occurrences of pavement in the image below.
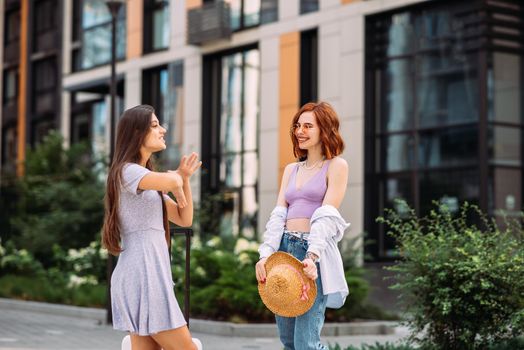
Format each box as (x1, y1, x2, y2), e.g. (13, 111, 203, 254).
(0, 299, 410, 350)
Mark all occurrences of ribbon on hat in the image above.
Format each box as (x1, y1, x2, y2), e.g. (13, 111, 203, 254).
(280, 264, 311, 301)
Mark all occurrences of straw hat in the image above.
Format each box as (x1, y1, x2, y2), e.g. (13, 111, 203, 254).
(258, 251, 317, 317)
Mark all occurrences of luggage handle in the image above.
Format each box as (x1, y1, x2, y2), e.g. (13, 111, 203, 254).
(170, 228, 193, 326)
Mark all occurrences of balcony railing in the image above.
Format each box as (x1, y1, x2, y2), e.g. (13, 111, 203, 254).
(187, 0, 231, 46)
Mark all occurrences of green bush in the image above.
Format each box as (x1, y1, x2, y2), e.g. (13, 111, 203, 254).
(328, 338, 524, 350)
(169, 235, 381, 323)
(0, 274, 106, 307)
(7, 131, 105, 266)
(329, 343, 415, 350)
(326, 236, 397, 322)
(0, 240, 45, 277)
(378, 201, 524, 350)
(0, 238, 108, 307)
(171, 237, 273, 322)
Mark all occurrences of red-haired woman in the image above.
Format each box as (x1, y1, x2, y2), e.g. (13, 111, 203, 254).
(102, 105, 203, 350)
(255, 101, 350, 349)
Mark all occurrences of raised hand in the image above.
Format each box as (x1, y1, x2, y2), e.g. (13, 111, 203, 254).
(168, 170, 187, 208)
(176, 152, 202, 180)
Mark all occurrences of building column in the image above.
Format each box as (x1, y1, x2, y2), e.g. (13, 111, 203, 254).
(279, 0, 299, 20)
(183, 54, 202, 202)
(61, 0, 73, 147)
(278, 32, 300, 180)
(258, 36, 280, 235)
(124, 68, 141, 110)
(17, 0, 29, 177)
(127, 0, 143, 60)
(0, 0, 5, 175)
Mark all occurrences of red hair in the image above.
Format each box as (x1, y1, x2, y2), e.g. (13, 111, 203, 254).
(290, 101, 345, 160)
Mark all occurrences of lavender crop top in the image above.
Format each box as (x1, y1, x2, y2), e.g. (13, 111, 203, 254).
(284, 160, 330, 219)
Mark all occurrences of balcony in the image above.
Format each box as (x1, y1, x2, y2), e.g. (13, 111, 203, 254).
(187, 0, 232, 46)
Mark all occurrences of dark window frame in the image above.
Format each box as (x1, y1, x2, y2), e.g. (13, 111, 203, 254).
(364, 0, 524, 261)
(34, 0, 57, 34)
(300, 28, 318, 106)
(142, 65, 168, 122)
(4, 8, 20, 45)
(2, 68, 18, 105)
(231, 0, 261, 32)
(143, 0, 170, 54)
(300, 0, 319, 15)
(202, 43, 260, 239)
(72, 0, 127, 72)
(31, 57, 58, 119)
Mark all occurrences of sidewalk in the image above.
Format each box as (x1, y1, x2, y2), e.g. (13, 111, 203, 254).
(0, 299, 409, 350)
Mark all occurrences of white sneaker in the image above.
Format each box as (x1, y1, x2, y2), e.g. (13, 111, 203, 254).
(121, 335, 131, 350)
(192, 337, 203, 350)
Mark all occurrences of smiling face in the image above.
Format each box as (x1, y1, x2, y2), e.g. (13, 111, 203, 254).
(142, 113, 167, 153)
(293, 111, 320, 151)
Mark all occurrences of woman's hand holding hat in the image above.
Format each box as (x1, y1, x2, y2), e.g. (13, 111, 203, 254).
(258, 252, 317, 317)
(255, 257, 268, 283)
(302, 258, 318, 280)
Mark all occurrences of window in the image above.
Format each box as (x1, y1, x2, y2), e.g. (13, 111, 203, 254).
(4, 9, 20, 45)
(2, 69, 18, 105)
(300, 29, 318, 106)
(4, 8, 20, 62)
(142, 61, 185, 166)
(33, 0, 59, 52)
(230, 0, 261, 31)
(1, 126, 17, 173)
(70, 92, 108, 156)
(32, 58, 57, 115)
(144, 0, 169, 53)
(365, 0, 524, 260)
(300, 0, 318, 15)
(202, 46, 260, 239)
(487, 51, 523, 218)
(34, 0, 57, 33)
(73, 0, 126, 71)
(260, 0, 278, 24)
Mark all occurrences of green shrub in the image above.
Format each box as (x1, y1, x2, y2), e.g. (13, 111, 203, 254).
(8, 131, 105, 266)
(171, 237, 273, 322)
(169, 235, 381, 323)
(379, 201, 524, 350)
(0, 240, 45, 277)
(329, 343, 416, 350)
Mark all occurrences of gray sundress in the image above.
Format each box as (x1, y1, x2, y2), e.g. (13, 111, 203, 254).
(110, 163, 186, 335)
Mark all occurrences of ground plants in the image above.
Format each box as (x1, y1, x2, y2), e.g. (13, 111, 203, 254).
(379, 201, 524, 350)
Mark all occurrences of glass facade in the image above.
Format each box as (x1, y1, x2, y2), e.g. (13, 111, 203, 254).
(228, 0, 278, 30)
(300, 0, 319, 15)
(32, 58, 57, 116)
(143, 0, 169, 53)
(142, 61, 184, 168)
(1, 127, 17, 174)
(2, 69, 17, 104)
(203, 46, 260, 240)
(73, 0, 126, 71)
(365, 0, 524, 260)
(260, 0, 278, 24)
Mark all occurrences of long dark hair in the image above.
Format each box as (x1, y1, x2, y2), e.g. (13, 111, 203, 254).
(102, 105, 169, 255)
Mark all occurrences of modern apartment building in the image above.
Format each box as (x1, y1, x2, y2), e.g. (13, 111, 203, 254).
(1, 0, 523, 304)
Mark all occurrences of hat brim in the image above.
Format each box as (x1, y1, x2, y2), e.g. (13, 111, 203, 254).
(258, 251, 317, 317)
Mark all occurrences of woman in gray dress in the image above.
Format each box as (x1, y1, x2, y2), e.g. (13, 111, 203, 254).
(102, 105, 202, 350)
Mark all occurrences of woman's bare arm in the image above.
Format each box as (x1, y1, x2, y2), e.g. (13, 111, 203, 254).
(322, 157, 349, 208)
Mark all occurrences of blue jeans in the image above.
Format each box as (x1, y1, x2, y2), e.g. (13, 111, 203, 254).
(275, 232, 328, 350)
